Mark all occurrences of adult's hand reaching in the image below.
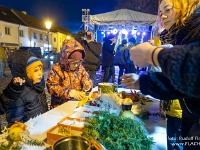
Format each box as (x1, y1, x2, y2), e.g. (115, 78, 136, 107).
(129, 42, 163, 67)
(120, 73, 140, 89)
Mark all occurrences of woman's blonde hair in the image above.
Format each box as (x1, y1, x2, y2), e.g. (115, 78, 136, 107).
(158, 0, 200, 27)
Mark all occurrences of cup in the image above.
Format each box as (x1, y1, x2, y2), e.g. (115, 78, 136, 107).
(121, 102, 133, 111)
(98, 82, 118, 94)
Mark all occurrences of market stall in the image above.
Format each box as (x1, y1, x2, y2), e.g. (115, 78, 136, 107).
(28, 87, 166, 150)
(0, 87, 166, 150)
(88, 9, 158, 42)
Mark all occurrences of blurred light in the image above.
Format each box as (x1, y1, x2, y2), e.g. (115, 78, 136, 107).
(112, 28, 118, 34)
(132, 30, 137, 35)
(101, 31, 105, 34)
(107, 31, 111, 35)
(121, 29, 128, 35)
(45, 21, 52, 30)
(66, 36, 70, 39)
(44, 44, 51, 48)
(142, 32, 146, 36)
(137, 32, 140, 35)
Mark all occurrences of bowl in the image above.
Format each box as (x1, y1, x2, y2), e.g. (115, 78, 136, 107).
(98, 82, 118, 94)
(53, 136, 91, 150)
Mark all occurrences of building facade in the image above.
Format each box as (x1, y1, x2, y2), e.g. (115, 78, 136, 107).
(0, 5, 72, 55)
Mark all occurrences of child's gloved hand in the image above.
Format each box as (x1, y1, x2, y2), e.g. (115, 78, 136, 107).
(69, 90, 86, 100)
(83, 84, 92, 92)
(13, 77, 25, 86)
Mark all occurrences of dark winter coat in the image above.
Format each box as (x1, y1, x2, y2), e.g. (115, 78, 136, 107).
(140, 6, 200, 119)
(114, 44, 129, 65)
(158, 42, 200, 98)
(102, 38, 115, 68)
(74, 31, 102, 71)
(0, 50, 48, 126)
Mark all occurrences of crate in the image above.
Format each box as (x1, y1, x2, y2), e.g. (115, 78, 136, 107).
(46, 125, 82, 145)
(57, 116, 87, 131)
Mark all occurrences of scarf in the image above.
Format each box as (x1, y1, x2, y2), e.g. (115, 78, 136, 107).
(160, 5, 200, 45)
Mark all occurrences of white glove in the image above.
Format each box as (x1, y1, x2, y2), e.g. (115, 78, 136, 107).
(129, 42, 163, 67)
(83, 84, 92, 92)
(120, 73, 140, 89)
(69, 90, 86, 100)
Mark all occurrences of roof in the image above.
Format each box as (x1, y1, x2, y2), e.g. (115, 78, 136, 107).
(53, 24, 72, 35)
(90, 9, 158, 26)
(11, 9, 47, 30)
(0, 5, 26, 25)
(0, 5, 72, 36)
(12, 9, 72, 35)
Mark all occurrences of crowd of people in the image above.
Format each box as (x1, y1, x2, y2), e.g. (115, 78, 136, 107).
(0, 0, 200, 150)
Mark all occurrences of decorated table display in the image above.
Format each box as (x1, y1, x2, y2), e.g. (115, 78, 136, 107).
(0, 84, 167, 150)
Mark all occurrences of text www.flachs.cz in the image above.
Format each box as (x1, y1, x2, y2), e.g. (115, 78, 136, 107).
(172, 142, 200, 146)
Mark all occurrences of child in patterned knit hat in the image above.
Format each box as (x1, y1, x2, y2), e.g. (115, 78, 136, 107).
(0, 55, 48, 127)
(46, 39, 93, 108)
(26, 56, 43, 84)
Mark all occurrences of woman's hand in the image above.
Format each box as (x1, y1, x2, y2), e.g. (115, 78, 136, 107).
(130, 42, 158, 67)
(120, 73, 140, 89)
(13, 77, 25, 86)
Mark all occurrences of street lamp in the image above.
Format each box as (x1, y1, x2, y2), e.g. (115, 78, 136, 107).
(45, 21, 52, 68)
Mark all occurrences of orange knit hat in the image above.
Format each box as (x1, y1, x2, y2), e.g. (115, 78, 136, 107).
(26, 56, 43, 84)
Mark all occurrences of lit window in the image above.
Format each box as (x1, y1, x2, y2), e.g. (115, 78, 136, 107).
(40, 34, 43, 40)
(5, 27, 10, 35)
(19, 30, 24, 37)
(33, 32, 37, 39)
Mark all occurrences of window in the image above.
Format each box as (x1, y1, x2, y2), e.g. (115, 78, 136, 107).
(33, 32, 37, 39)
(5, 27, 10, 35)
(54, 37, 56, 42)
(19, 30, 24, 37)
(40, 34, 43, 40)
(45, 35, 48, 41)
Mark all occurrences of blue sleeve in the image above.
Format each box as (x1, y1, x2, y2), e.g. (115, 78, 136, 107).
(158, 42, 200, 98)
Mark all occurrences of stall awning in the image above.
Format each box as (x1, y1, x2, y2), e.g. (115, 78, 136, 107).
(90, 9, 158, 26)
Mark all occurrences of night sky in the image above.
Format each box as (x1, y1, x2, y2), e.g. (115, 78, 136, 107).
(0, 0, 117, 33)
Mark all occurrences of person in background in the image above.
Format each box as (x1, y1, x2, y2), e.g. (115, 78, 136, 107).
(0, 43, 7, 77)
(0, 55, 48, 127)
(121, 0, 200, 149)
(74, 30, 102, 87)
(102, 33, 116, 83)
(160, 99, 182, 150)
(46, 39, 93, 108)
(127, 37, 136, 73)
(114, 39, 129, 84)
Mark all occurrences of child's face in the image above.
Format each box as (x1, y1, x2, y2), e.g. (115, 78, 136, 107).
(33, 65, 43, 83)
(69, 60, 82, 71)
